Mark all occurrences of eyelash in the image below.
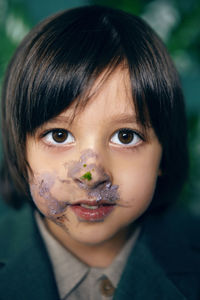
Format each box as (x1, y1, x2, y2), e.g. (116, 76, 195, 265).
(110, 128, 144, 147)
(41, 128, 75, 147)
(40, 128, 145, 148)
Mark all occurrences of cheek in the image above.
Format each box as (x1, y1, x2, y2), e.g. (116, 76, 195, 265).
(29, 173, 68, 218)
(114, 152, 161, 208)
(120, 171, 158, 206)
(28, 172, 83, 221)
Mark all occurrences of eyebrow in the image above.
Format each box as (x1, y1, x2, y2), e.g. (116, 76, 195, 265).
(108, 113, 141, 125)
(46, 115, 74, 125)
(47, 113, 140, 125)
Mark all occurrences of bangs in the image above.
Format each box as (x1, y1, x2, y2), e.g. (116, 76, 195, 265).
(14, 8, 125, 138)
(6, 5, 171, 141)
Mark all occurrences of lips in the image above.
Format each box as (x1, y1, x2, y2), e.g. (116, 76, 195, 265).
(69, 200, 115, 221)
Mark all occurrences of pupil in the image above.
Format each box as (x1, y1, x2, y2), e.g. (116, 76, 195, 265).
(118, 130, 133, 144)
(52, 130, 68, 143)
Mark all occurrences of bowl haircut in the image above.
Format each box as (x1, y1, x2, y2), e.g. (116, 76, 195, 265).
(0, 5, 188, 210)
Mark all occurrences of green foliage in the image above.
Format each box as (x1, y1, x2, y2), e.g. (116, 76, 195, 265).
(0, 28, 16, 82)
(91, 0, 145, 15)
(166, 0, 200, 71)
(0, 0, 31, 85)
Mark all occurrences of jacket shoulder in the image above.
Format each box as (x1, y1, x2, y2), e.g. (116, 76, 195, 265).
(0, 205, 59, 300)
(0, 205, 37, 258)
(142, 207, 200, 298)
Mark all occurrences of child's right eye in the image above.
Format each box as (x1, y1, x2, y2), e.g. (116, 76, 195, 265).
(43, 129, 75, 145)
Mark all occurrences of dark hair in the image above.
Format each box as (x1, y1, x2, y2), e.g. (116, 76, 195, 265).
(0, 5, 188, 210)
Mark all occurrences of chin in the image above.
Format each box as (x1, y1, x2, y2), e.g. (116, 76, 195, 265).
(66, 223, 118, 246)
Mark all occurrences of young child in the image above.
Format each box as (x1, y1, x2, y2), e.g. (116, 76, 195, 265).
(0, 5, 200, 300)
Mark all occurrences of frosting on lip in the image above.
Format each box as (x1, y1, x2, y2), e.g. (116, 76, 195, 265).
(70, 203, 115, 222)
(71, 200, 116, 206)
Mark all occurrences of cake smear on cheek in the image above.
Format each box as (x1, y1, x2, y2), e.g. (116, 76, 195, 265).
(29, 149, 121, 224)
(30, 173, 70, 225)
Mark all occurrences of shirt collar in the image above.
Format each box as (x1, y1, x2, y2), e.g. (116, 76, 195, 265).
(102, 227, 140, 287)
(35, 212, 140, 299)
(35, 212, 89, 299)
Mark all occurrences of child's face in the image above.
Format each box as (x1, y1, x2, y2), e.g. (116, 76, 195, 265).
(26, 69, 162, 245)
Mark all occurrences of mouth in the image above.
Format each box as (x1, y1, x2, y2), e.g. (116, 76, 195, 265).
(69, 200, 116, 222)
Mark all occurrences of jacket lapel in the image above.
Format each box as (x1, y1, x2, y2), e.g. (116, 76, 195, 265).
(0, 206, 59, 300)
(114, 208, 200, 300)
(114, 239, 187, 300)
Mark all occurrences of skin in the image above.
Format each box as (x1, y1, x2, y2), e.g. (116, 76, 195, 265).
(26, 69, 162, 267)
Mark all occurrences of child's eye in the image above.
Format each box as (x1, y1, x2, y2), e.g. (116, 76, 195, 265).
(43, 129, 75, 145)
(110, 129, 142, 146)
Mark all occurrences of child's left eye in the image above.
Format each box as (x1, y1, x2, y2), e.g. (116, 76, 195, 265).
(110, 129, 142, 146)
(43, 129, 75, 145)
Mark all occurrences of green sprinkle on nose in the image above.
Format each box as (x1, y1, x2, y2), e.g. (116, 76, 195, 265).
(83, 164, 87, 167)
(81, 171, 92, 181)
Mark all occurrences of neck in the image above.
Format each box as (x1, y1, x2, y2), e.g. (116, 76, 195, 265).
(45, 219, 130, 267)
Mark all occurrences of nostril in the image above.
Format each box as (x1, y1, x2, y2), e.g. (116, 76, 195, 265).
(74, 178, 82, 184)
(74, 178, 86, 188)
(74, 177, 111, 190)
(92, 180, 110, 189)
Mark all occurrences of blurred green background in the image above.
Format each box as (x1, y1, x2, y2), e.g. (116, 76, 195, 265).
(0, 0, 200, 213)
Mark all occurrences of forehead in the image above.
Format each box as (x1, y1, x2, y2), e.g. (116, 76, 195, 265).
(57, 68, 136, 123)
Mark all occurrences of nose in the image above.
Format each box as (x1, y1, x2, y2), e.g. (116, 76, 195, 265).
(69, 149, 112, 190)
(75, 167, 111, 189)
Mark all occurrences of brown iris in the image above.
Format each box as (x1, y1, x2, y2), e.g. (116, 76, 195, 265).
(52, 129, 68, 143)
(118, 129, 134, 144)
